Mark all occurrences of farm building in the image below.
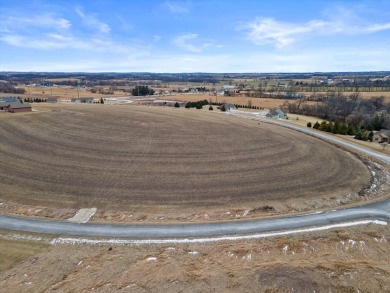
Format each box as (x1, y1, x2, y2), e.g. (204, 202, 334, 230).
(220, 103, 236, 111)
(0, 102, 9, 110)
(266, 108, 288, 119)
(373, 131, 389, 143)
(47, 96, 61, 103)
(0, 101, 32, 113)
(0, 96, 21, 103)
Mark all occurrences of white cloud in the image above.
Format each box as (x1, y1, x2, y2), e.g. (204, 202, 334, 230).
(2, 45, 389, 73)
(164, 1, 190, 14)
(2, 15, 71, 30)
(173, 33, 219, 53)
(75, 7, 110, 33)
(364, 23, 390, 33)
(240, 15, 390, 48)
(173, 33, 202, 52)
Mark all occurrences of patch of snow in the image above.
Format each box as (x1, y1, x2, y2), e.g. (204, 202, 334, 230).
(283, 245, 288, 253)
(348, 239, 356, 247)
(306, 211, 324, 215)
(124, 284, 136, 288)
(77, 261, 83, 266)
(188, 251, 198, 255)
(146, 257, 157, 262)
(0, 233, 51, 243)
(243, 209, 250, 217)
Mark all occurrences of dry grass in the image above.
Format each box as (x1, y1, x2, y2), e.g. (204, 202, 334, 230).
(0, 103, 372, 222)
(0, 86, 125, 100)
(1, 224, 388, 292)
(0, 237, 49, 273)
(300, 91, 390, 102)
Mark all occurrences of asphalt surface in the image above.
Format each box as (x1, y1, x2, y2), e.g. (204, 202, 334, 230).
(0, 113, 389, 239)
(0, 200, 389, 238)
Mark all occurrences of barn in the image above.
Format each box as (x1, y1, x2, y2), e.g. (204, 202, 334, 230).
(3, 102, 31, 113)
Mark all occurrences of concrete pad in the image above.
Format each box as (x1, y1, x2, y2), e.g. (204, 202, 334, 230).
(67, 208, 97, 223)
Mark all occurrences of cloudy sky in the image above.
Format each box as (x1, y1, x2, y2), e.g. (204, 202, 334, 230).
(0, 0, 389, 72)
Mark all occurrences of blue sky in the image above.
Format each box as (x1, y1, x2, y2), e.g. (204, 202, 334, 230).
(0, 0, 389, 72)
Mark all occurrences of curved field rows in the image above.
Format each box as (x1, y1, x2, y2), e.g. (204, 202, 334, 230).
(0, 104, 370, 214)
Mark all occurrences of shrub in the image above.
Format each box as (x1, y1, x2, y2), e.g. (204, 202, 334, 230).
(209, 106, 213, 111)
(174, 102, 180, 108)
(307, 122, 312, 128)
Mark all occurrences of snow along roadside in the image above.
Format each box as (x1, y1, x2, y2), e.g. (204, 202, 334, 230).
(49, 220, 387, 245)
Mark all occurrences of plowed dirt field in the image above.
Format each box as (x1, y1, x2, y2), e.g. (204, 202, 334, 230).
(0, 104, 371, 220)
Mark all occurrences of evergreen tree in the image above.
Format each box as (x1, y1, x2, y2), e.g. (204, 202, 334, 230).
(368, 131, 374, 142)
(313, 121, 320, 129)
(332, 121, 340, 134)
(326, 122, 333, 132)
(318, 121, 327, 131)
(339, 123, 348, 135)
(174, 102, 180, 108)
(220, 104, 226, 112)
(361, 131, 368, 141)
(354, 131, 362, 140)
(209, 106, 213, 111)
(307, 122, 312, 128)
(132, 85, 154, 96)
(347, 125, 354, 135)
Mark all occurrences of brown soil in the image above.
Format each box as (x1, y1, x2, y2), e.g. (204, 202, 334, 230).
(0, 103, 378, 222)
(0, 223, 388, 292)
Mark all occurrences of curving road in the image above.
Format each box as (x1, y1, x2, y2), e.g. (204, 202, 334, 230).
(0, 200, 389, 238)
(226, 111, 390, 164)
(0, 112, 389, 239)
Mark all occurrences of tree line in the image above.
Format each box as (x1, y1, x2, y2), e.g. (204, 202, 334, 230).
(24, 98, 46, 103)
(0, 82, 26, 94)
(284, 93, 390, 130)
(307, 120, 374, 141)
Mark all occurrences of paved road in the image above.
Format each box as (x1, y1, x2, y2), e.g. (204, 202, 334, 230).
(0, 112, 389, 239)
(0, 200, 389, 238)
(226, 111, 390, 164)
